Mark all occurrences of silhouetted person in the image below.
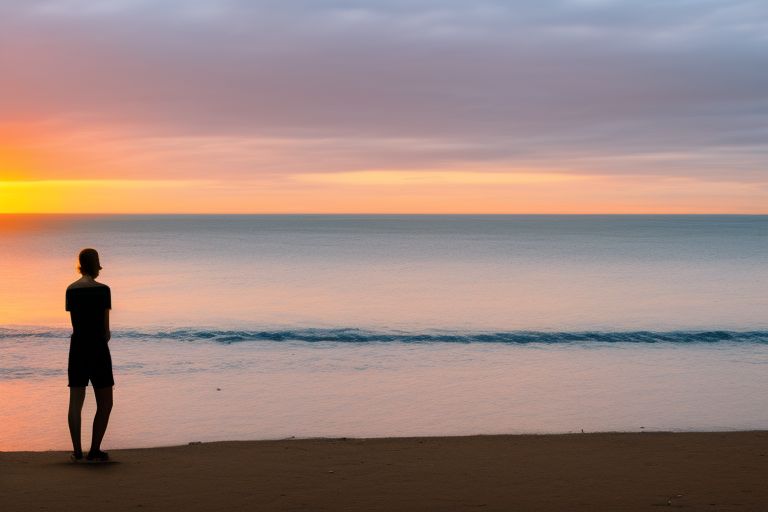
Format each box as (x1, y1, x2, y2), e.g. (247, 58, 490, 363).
(66, 248, 113, 462)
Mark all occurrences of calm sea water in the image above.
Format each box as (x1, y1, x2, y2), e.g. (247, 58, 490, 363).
(1, 215, 766, 449)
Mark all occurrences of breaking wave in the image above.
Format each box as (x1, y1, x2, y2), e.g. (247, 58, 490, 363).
(1, 327, 767, 344)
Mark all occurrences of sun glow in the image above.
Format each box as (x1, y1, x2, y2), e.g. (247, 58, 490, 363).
(0, 129, 43, 181)
(0, 173, 763, 214)
(0, 179, 213, 213)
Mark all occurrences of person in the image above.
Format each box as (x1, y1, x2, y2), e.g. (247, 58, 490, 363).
(66, 248, 113, 462)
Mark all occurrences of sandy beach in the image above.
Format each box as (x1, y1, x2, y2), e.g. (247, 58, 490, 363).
(2, 432, 767, 511)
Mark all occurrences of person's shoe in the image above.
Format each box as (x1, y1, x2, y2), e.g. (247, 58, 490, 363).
(86, 450, 109, 462)
(70, 452, 84, 463)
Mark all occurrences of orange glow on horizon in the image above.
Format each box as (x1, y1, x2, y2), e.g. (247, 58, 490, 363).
(0, 125, 46, 181)
(0, 122, 98, 182)
(0, 122, 765, 214)
(0, 175, 765, 214)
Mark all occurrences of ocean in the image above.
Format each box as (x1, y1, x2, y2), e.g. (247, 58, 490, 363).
(1, 214, 767, 450)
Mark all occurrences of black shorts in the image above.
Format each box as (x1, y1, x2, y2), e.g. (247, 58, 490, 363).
(68, 338, 114, 388)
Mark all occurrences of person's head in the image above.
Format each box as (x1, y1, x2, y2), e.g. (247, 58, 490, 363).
(78, 248, 102, 278)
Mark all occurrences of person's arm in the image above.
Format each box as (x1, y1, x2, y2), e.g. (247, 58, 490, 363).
(104, 309, 111, 342)
(104, 286, 111, 342)
(65, 288, 74, 330)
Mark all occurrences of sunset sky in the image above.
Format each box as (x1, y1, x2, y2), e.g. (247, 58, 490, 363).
(1, 0, 766, 213)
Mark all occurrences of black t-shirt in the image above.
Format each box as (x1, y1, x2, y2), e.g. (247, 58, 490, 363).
(66, 284, 111, 341)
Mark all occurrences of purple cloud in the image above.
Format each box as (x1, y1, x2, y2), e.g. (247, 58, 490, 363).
(1, 0, 766, 181)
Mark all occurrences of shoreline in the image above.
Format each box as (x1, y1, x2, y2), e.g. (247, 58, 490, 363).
(3, 428, 767, 453)
(2, 431, 766, 511)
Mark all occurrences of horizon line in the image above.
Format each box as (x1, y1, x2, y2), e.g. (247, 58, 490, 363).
(1, 212, 766, 216)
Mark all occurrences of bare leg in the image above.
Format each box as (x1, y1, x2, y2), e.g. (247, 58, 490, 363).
(68, 387, 86, 456)
(90, 386, 113, 454)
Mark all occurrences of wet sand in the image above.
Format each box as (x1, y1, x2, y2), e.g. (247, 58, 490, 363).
(2, 432, 767, 511)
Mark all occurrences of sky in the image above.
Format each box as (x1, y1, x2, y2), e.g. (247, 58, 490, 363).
(1, 0, 767, 213)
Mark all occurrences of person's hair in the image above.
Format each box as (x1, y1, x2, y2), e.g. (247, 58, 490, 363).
(78, 248, 101, 277)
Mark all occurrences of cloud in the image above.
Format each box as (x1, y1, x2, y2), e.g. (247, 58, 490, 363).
(0, 0, 767, 183)
(292, 170, 587, 185)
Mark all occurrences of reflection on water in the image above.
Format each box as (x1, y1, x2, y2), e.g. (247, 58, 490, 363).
(1, 338, 767, 450)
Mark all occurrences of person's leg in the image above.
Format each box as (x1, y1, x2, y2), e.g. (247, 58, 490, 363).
(68, 387, 86, 456)
(90, 386, 113, 455)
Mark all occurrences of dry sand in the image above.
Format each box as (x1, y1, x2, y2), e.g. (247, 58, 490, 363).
(2, 432, 767, 511)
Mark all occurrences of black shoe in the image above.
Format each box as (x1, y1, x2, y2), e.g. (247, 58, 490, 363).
(86, 450, 109, 462)
(70, 452, 84, 463)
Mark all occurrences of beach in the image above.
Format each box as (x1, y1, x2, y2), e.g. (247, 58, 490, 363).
(2, 216, 767, 509)
(2, 432, 767, 511)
